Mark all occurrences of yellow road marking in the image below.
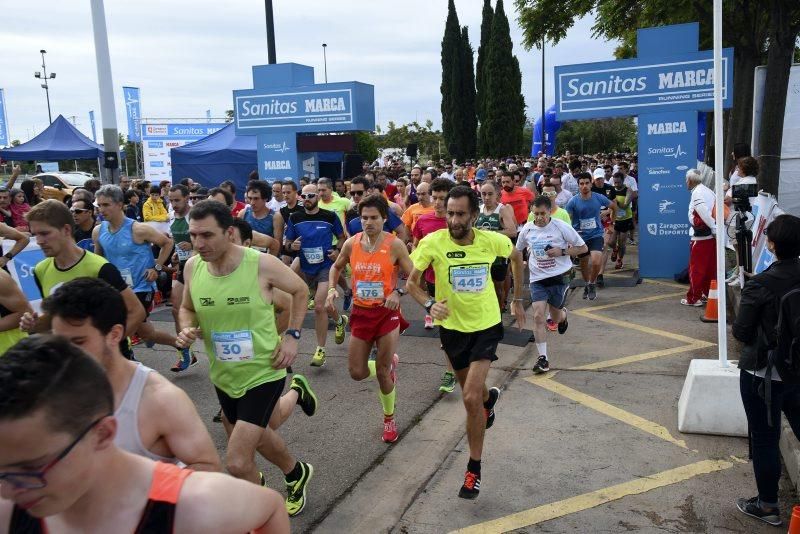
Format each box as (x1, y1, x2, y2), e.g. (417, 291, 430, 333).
(570, 342, 712, 371)
(575, 309, 712, 345)
(526, 373, 687, 448)
(576, 291, 683, 312)
(644, 278, 690, 289)
(451, 458, 735, 534)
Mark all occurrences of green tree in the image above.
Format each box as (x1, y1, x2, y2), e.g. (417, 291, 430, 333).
(556, 118, 637, 154)
(457, 26, 478, 159)
(476, 0, 494, 124)
(354, 131, 379, 163)
(374, 121, 446, 161)
(480, 0, 526, 157)
(440, 0, 462, 156)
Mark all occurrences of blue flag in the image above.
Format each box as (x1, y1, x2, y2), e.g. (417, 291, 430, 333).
(89, 110, 97, 142)
(0, 89, 9, 147)
(123, 86, 142, 142)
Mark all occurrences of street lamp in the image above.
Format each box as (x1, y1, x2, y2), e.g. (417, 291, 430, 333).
(322, 43, 328, 83)
(34, 49, 55, 124)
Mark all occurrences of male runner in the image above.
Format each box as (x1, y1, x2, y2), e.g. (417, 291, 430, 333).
(345, 178, 409, 242)
(0, 336, 289, 533)
(44, 278, 222, 470)
(92, 185, 195, 372)
(401, 182, 433, 238)
(476, 180, 517, 311)
(517, 196, 587, 374)
(274, 180, 303, 266)
(20, 201, 145, 341)
(412, 178, 457, 392)
(565, 173, 616, 301)
(408, 185, 526, 499)
(239, 180, 275, 237)
(610, 172, 634, 270)
(285, 184, 348, 367)
(70, 199, 96, 252)
(317, 177, 353, 308)
(177, 200, 314, 516)
(500, 171, 534, 230)
(326, 194, 413, 443)
(168, 184, 193, 333)
(591, 170, 616, 287)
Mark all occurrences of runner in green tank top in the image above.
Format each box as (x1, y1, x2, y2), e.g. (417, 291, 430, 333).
(476, 180, 517, 311)
(176, 200, 316, 517)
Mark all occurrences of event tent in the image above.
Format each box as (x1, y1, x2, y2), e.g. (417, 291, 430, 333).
(0, 115, 110, 160)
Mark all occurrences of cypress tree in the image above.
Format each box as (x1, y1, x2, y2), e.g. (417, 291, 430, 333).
(480, 0, 526, 157)
(476, 0, 494, 125)
(440, 0, 461, 157)
(459, 26, 478, 159)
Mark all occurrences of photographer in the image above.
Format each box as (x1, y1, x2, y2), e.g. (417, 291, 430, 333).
(733, 214, 800, 527)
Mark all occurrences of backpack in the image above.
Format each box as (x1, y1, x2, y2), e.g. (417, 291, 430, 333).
(760, 284, 800, 426)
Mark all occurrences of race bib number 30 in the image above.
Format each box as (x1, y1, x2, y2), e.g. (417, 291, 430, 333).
(212, 330, 254, 362)
(355, 280, 384, 302)
(451, 266, 488, 293)
(303, 246, 324, 264)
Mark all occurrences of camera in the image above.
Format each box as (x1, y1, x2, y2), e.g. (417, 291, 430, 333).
(731, 178, 758, 212)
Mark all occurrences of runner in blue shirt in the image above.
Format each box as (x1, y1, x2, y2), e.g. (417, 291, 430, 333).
(565, 172, 616, 301)
(285, 183, 347, 367)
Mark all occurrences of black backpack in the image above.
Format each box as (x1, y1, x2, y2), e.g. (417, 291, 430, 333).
(761, 284, 800, 426)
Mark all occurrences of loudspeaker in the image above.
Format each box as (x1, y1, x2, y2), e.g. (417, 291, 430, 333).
(342, 153, 364, 179)
(406, 143, 418, 158)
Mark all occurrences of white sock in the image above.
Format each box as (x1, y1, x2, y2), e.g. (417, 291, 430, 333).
(536, 342, 547, 358)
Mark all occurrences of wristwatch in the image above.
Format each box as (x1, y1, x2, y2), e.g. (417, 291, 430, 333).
(394, 288, 407, 296)
(423, 298, 436, 313)
(561, 248, 568, 257)
(154, 264, 163, 272)
(284, 329, 301, 340)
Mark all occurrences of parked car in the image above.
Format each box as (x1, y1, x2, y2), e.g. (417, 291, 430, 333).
(35, 172, 93, 203)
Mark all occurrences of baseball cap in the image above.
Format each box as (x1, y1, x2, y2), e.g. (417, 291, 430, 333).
(476, 169, 488, 181)
(593, 168, 606, 179)
(523, 162, 531, 168)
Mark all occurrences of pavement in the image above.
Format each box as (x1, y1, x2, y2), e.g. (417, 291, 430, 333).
(133, 248, 797, 533)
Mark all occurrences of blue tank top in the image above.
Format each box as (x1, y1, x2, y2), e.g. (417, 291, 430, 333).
(243, 206, 274, 237)
(98, 217, 155, 293)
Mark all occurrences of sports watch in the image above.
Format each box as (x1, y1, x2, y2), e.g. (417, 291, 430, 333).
(284, 329, 301, 340)
(423, 298, 436, 313)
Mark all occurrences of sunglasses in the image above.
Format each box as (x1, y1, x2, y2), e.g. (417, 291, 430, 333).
(70, 208, 90, 214)
(300, 193, 317, 199)
(351, 190, 365, 197)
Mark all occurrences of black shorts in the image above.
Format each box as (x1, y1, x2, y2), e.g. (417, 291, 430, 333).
(215, 377, 286, 427)
(614, 218, 634, 233)
(176, 261, 187, 285)
(439, 322, 503, 371)
(584, 236, 604, 253)
(136, 291, 154, 318)
(490, 259, 509, 282)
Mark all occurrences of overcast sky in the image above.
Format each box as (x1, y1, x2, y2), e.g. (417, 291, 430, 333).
(1, 1, 617, 143)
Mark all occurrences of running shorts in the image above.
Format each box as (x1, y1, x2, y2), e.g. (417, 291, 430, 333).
(136, 291, 154, 318)
(439, 322, 503, 371)
(350, 305, 410, 343)
(614, 218, 634, 233)
(584, 236, 604, 253)
(215, 377, 286, 427)
(490, 258, 509, 282)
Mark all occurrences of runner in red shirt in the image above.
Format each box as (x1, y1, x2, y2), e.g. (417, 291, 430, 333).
(500, 172, 534, 229)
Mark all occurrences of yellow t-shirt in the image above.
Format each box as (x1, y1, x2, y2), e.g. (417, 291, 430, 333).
(410, 228, 512, 332)
(528, 207, 571, 224)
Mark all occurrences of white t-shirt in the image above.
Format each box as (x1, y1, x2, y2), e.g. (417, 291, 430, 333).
(516, 218, 585, 282)
(623, 174, 638, 192)
(561, 173, 579, 195)
(267, 198, 287, 212)
(555, 189, 573, 208)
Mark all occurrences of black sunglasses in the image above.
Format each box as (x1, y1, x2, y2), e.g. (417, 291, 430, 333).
(351, 190, 365, 196)
(70, 208, 90, 214)
(300, 193, 317, 199)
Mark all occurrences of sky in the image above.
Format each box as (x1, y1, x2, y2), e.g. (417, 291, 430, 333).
(0, 0, 617, 143)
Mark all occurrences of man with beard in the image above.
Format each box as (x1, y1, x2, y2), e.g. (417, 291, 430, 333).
(408, 185, 526, 499)
(499, 172, 534, 231)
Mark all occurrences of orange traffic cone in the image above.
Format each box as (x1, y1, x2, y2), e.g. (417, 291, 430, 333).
(788, 504, 800, 533)
(700, 280, 719, 323)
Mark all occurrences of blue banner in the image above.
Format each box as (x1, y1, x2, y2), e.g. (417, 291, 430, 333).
(638, 110, 697, 278)
(89, 110, 97, 142)
(0, 89, 9, 147)
(123, 86, 142, 142)
(555, 49, 734, 121)
(257, 132, 299, 182)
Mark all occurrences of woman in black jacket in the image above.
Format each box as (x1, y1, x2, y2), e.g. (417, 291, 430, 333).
(733, 213, 800, 527)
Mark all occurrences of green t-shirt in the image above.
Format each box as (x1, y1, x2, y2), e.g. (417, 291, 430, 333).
(528, 207, 571, 225)
(411, 228, 512, 332)
(170, 216, 192, 263)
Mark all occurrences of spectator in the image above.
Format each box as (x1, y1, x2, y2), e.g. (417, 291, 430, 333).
(124, 189, 141, 221)
(220, 179, 247, 216)
(142, 185, 169, 222)
(9, 188, 30, 231)
(20, 179, 42, 206)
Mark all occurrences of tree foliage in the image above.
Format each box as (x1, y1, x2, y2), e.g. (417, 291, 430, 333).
(440, 0, 461, 156)
(354, 131, 379, 163)
(375, 121, 446, 161)
(556, 118, 637, 155)
(458, 26, 478, 159)
(476, 0, 494, 123)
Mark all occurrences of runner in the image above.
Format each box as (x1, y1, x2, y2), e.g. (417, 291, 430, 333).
(591, 170, 617, 287)
(285, 184, 348, 367)
(517, 195, 588, 374)
(412, 178, 457, 393)
(176, 199, 314, 517)
(167, 184, 193, 338)
(499, 171, 534, 230)
(565, 172, 616, 301)
(44, 278, 222, 470)
(20, 200, 145, 343)
(345, 178, 409, 242)
(274, 180, 303, 267)
(476, 180, 517, 311)
(610, 172, 634, 270)
(0, 336, 290, 533)
(408, 185, 526, 499)
(400, 182, 433, 240)
(326, 194, 413, 443)
(0, 268, 31, 355)
(239, 180, 275, 237)
(92, 185, 195, 372)
(317, 177, 352, 309)
(70, 199, 96, 252)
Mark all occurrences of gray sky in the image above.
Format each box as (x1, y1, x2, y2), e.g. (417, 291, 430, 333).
(1, 1, 617, 143)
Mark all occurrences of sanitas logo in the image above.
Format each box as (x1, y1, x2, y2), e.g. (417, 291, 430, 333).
(240, 99, 298, 117)
(647, 121, 687, 135)
(264, 142, 291, 153)
(647, 144, 688, 159)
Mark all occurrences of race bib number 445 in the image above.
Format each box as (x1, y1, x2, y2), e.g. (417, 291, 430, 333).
(212, 330, 254, 362)
(451, 265, 488, 293)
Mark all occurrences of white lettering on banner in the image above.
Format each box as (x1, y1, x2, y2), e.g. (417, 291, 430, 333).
(647, 222, 689, 236)
(565, 76, 647, 97)
(240, 99, 298, 117)
(264, 160, 292, 170)
(658, 69, 714, 89)
(647, 121, 688, 135)
(304, 97, 346, 113)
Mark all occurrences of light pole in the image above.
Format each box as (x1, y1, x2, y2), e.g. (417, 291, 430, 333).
(541, 36, 546, 155)
(322, 43, 328, 83)
(34, 49, 56, 124)
(265, 0, 276, 64)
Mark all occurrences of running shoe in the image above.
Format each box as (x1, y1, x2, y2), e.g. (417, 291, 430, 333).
(735, 496, 781, 527)
(424, 314, 434, 329)
(628, 238, 636, 245)
(458, 470, 481, 499)
(680, 298, 703, 307)
(342, 290, 353, 312)
(259, 471, 267, 486)
(558, 308, 569, 334)
(307, 296, 315, 310)
(130, 334, 143, 346)
(285, 462, 314, 517)
(390, 353, 399, 384)
(485, 387, 500, 429)
(439, 370, 456, 393)
(532, 355, 550, 374)
(170, 349, 197, 373)
(596, 274, 605, 288)
(615, 258, 623, 270)
(368, 346, 378, 361)
(582, 286, 589, 300)
(290, 374, 318, 417)
(382, 416, 399, 443)
(145, 340, 156, 349)
(587, 283, 597, 301)
(611, 249, 618, 262)
(335, 314, 349, 345)
(213, 408, 222, 423)
(310, 346, 326, 367)
(546, 318, 557, 332)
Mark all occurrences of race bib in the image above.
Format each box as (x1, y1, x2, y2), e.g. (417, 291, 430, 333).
(119, 268, 134, 287)
(303, 246, 324, 264)
(616, 209, 627, 219)
(212, 330, 254, 362)
(451, 266, 488, 293)
(176, 246, 192, 262)
(579, 218, 597, 231)
(355, 280, 384, 302)
(532, 243, 550, 261)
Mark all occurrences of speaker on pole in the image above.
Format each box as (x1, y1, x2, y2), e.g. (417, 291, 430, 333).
(342, 153, 364, 179)
(406, 143, 418, 158)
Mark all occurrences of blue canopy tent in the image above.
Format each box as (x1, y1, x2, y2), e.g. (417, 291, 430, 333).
(531, 105, 561, 157)
(0, 115, 116, 160)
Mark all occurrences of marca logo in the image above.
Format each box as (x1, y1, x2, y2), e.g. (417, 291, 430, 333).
(166, 142, 180, 147)
(200, 297, 215, 306)
(647, 223, 658, 235)
(647, 121, 687, 135)
(264, 160, 292, 170)
(227, 296, 250, 305)
(658, 199, 676, 214)
(145, 125, 168, 136)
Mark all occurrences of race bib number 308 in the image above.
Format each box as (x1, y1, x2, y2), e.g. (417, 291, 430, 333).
(451, 265, 488, 293)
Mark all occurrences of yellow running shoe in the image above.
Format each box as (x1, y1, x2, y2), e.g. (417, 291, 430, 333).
(335, 314, 348, 345)
(310, 346, 326, 367)
(285, 462, 314, 516)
